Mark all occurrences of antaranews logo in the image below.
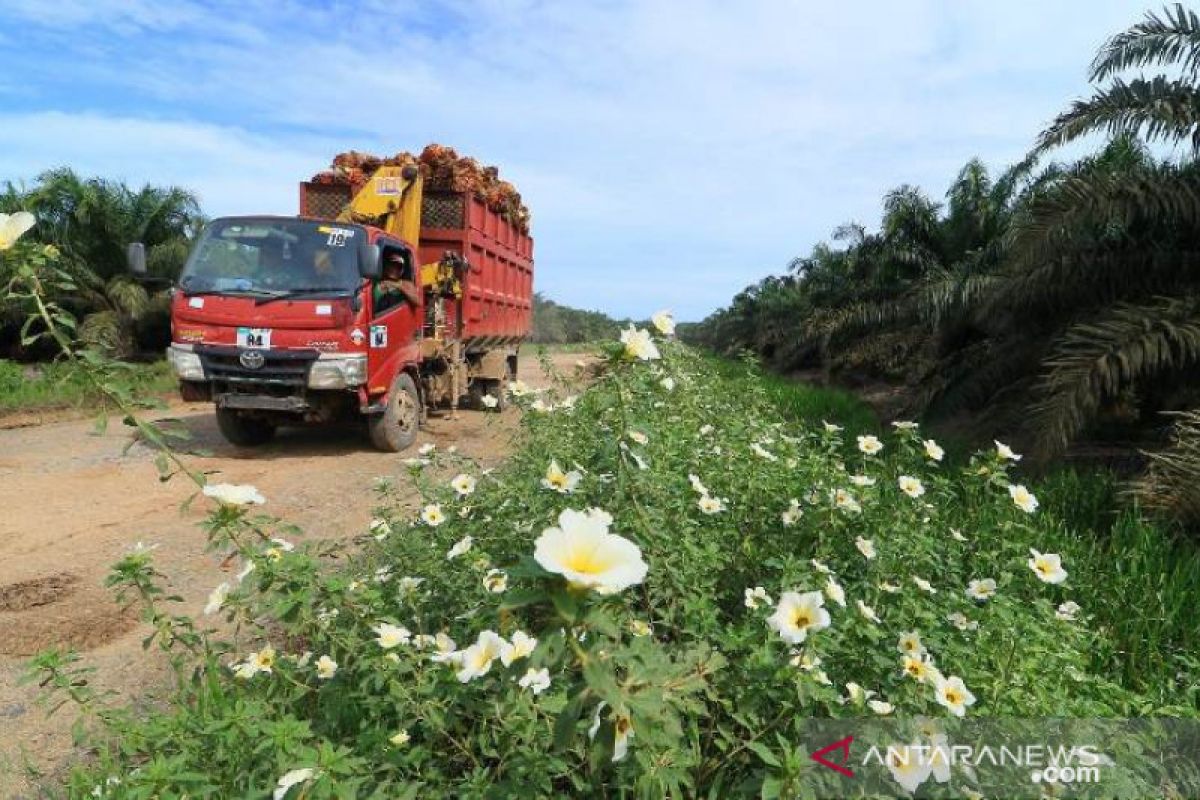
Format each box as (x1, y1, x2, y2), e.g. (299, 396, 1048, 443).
(810, 735, 855, 777)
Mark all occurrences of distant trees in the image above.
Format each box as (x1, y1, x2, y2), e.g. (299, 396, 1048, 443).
(531, 293, 623, 344)
(0, 168, 202, 357)
(689, 5, 1200, 519)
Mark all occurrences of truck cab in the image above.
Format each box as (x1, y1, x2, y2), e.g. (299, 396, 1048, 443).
(156, 156, 533, 452)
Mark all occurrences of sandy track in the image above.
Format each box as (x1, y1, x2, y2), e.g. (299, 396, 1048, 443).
(0, 353, 581, 797)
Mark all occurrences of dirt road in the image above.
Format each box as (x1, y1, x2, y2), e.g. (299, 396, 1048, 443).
(0, 353, 582, 797)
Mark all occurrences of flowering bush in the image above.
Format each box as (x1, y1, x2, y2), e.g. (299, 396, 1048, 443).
(50, 327, 1197, 798)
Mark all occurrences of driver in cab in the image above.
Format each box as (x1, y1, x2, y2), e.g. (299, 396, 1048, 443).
(374, 251, 421, 313)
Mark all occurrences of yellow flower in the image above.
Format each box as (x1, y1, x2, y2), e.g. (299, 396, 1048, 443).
(628, 619, 652, 637)
(767, 591, 831, 644)
(967, 578, 997, 601)
(499, 630, 537, 667)
(483, 568, 508, 593)
(0, 211, 35, 251)
(1028, 548, 1067, 584)
(923, 439, 945, 462)
(902, 654, 938, 684)
(456, 630, 506, 682)
(697, 495, 726, 514)
(833, 488, 862, 514)
(534, 507, 647, 594)
(390, 729, 411, 747)
(250, 645, 276, 674)
(898, 475, 925, 498)
(897, 631, 924, 656)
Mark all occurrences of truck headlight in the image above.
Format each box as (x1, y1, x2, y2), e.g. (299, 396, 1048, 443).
(308, 354, 367, 389)
(167, 344, 205, 381)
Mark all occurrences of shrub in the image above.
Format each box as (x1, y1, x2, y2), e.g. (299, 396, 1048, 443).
(54, 333, 1195, 798)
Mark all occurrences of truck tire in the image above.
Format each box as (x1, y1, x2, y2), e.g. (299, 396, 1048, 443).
(369, 372, 421, 452)
(216, 408, 276, 447)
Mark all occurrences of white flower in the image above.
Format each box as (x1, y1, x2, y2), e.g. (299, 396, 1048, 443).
(428, 632, 459, 663)
(1008, 484, 1039, 513)
(374, 623, 412, 649)
(203, 582, 230, 616)
(892, 420, 919, 431)
(868, 699, 895, 715)
(627, 430, 649, 446)
(897, 631, 924, 656)
(856, 599, 881, 624)
(934, 674, 976, 717)
(810, 558, 833, 575)
(620, 325, 661, 361)
(418, 443, 436, 456)
(628, 619, 652, 637)
(534, 507, 648, 594)
(456, 630, 506, 682)
(751, 442, 777, 461)
(697, 495, 726, 514)
(879, 580, 900, 593)
(850, 474, 876, 487)
(857, 435, 883, 455)
(995, 440, 1022, 461)
(451, 473, 477, 496)
(508, 379, 532, 397)
(781, 499, 803, 526)
(529, 398, 551, 413)
(911, 575, 937, 594)
(743, 586, 772, 609)
(923, 439, 945, 462)
(651, 309, 676, 336)
(967, 578, 997, 601)
(766, 591, 831, 644)
(822, 421, 843, 433)
(845, 682, 876, 706)
(885, 744, 932, 794)
(898, 475, 925, 498)
(950, 527, 968, 542)
(397, 576, 425, 593)
(824, 576, 846, 608)
(542, 460, 582, 493)
(660, 376, 676, 391)
(273, 768, 317, 800)
(481, 394, 499, 408)
(483, 568, 508, 593)
(855, 536, 877, 560)
(500, 630, 537, 666)
(369, 518, 391, 540)
(421, 504, 446, 526)
(1028, 549, 1067, 584)
(390, 729, 411, 746)
(202, 483, 265, 506)
(1056, 601, 1082, 621)
(0, 211, 36, 251)
(613, 714, 635, 762)
(947, 611, 979, 631)
(518, 666, 551, 695)
(446, 535, 474, 560)
(315, 655, 338, 680)
(902, 654, 939, 684)
(832, 488, 862, 514)
(699, 423, 714, 435)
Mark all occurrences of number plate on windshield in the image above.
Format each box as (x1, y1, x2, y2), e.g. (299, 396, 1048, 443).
(237, 327, 272, 349)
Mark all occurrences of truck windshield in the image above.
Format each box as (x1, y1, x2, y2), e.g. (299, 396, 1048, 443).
(179, 218, 363, 296)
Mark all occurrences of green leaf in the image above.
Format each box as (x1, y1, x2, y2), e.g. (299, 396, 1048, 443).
(747, 741, 781, 768)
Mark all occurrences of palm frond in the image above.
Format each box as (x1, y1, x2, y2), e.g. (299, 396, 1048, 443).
(1131, 408, 1200, 522)
(1090, 4, 1200, 81)
(1028, 297, 1200, 458)
(1037, 76, 1200, 153)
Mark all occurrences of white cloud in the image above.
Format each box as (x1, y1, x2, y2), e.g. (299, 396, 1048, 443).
(0, 0, 1154, 318)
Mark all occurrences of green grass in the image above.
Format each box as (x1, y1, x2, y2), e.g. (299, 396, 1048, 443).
(0, 358, 176, 414)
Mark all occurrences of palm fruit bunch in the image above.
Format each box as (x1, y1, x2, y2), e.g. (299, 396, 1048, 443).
(310, 144, 530, 233)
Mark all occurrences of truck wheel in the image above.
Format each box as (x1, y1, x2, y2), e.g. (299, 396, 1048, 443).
(216, 408, 276, 447)
(369, 372, 421, 452)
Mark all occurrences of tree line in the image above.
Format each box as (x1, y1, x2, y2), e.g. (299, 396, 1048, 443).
(686, 5, 1200, 522)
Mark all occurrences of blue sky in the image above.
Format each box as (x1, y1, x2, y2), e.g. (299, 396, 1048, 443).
(0, 1, 1152, 320)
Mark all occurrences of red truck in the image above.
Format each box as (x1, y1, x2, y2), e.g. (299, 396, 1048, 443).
(131, 156, 533, 451)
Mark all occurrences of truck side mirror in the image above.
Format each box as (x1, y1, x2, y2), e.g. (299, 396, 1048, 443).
(359, 243, 382, 279)
(126, 242, 147, 275)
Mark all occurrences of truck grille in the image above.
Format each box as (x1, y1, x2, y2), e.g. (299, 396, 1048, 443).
(197, 346, 318, 394)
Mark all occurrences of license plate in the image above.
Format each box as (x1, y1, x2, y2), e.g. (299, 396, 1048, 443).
(237, 327, 272, 349)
